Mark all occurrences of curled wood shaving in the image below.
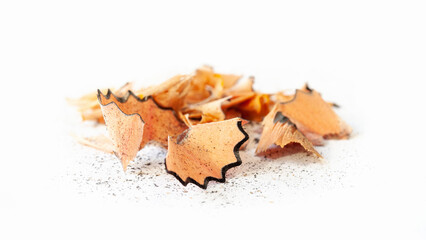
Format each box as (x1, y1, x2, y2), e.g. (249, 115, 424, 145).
(165, 118, 249, 189)
(72, 134, 113, 154)
(68, 83, 134, 123)
(99, 101, 144, 171)
(98, 90, 187, 170)
(256, 105, 321, 158)
(275, 88, 351, 140)
(69, 67, 352, 189)
(183, 96, 231, 124)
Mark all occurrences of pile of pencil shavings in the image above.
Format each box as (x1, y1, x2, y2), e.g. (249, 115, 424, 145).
(69, 66, 351, 189)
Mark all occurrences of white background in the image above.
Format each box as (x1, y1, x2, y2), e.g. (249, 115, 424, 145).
(1, 0, 425, 239)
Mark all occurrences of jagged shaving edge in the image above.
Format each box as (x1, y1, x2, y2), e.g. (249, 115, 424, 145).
(165, 120, 249, 189)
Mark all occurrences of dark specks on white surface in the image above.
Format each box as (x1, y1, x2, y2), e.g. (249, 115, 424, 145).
(57, 120, 364, 208)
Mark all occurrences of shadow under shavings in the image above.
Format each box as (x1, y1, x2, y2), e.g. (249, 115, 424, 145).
(257, 143, 318, 161)
(227, 143, 321, 179)
(108, 137, 320, 191)
(125, 143, 168, 176)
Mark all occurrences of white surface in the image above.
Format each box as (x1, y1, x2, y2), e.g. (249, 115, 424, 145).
(58, 116, 364, 207)
(1, 0, 425, 239)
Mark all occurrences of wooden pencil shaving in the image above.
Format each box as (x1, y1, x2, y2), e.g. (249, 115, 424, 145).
(97, 90, 187, 171)
(72, 134, 113, 154)
(272, 87, 351, 145)
(99, 100, 144, 171)
(69, 66, 351, 189)
(166, 118, 248, 189)
(255, 106, 321, 158)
